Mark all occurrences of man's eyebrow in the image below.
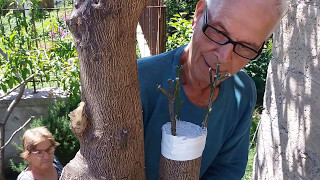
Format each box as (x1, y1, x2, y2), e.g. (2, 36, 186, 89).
(214, 21, 261, 49)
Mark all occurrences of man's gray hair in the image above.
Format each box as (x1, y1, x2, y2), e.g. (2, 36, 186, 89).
(206, 0, 288, 19)
(206, 0, 289, 38)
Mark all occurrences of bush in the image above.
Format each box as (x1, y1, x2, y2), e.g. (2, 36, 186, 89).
(166, 12, 193, 51)
(10, 97, 81, 173)
(244, 39, 273, 105)
(164, 0, 197, 23)
(0, 5, 79, 102)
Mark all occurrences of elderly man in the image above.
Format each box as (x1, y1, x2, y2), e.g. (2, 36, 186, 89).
(138, 0, 287, 179)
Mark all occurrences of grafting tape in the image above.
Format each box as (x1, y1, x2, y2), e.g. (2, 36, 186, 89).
(161, 121, 207, 161)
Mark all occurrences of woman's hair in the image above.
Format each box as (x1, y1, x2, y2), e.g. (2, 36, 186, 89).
(20, 126, 59, 159)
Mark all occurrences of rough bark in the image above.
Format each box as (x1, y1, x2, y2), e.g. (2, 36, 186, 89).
(159, 155, 202, 180)
(253, 0, 320, 179)
(60, 0, 149, 179)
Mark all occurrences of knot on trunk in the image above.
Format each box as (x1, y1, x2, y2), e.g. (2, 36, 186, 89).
(69, 102, 88, 139)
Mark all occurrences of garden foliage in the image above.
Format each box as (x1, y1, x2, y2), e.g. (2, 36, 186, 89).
(166, 12, 193, 51)
(164, 0, 197, 24)
(244, 39, 273, 105)
(0, 0, 80, 102)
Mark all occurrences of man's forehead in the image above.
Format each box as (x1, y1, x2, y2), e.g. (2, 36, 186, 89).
(207, 0, 276, 45)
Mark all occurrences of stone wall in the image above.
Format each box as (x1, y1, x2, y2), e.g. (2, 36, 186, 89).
(0, 88, 67, 169)
(253, 1, 320, 179)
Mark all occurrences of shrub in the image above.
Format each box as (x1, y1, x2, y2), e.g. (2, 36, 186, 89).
(0, 0, 9, 9)
(164, 0, 197, 23)
(244, 39, 273, 105)
(166, 12, 193, 51)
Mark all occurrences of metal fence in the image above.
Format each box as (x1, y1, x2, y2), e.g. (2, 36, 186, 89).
(0, 0, 74, 93)
(0, 0, 166, 95)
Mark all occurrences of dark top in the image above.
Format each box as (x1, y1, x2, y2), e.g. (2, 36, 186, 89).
(138, 45, 256, 179)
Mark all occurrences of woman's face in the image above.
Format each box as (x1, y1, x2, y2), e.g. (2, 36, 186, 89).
(27, 139, 55, 170)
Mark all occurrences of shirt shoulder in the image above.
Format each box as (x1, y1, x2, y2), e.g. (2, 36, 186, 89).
(228, 70, 257, 105)
(53, 156, 64, 178)
(17, 171, 34, 180)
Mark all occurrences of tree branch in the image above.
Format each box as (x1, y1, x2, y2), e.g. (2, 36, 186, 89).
(1, 83, 26, 126)
(0, 47, 7, 60)
(0, 74, 34, 100)
(0, 116, 34, 151)
(157, 85, 168, 96)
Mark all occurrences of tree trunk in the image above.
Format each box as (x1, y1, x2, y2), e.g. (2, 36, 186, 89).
(253, 1, 320, 179)
(60, 0, 149, 179)
(159, 155, 202, 180)
(158, 121, 207, 179)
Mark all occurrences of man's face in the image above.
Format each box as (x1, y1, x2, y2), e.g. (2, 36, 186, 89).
(189, 0, 277, 86)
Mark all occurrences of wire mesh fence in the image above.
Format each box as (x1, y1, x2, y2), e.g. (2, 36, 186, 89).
(0, 0, 75, 94)
(0, 0, 166, 96)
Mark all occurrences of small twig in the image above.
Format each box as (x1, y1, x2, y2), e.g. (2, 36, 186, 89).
(157, 78, 180, 136)
(168, 79, 176, 136)
(0, 116, 34, 151)
(202, 65, 220, 129)
(157, 66, 183, 136)
(202, 64, 231, 129)
(218, 73, 231, 80)
(175, 66, 183, 120)
(0, 74, 35, 100)
(157, 85, 168, 96)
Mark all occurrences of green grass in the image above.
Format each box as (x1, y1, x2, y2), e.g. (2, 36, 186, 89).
(242, 106, 261, 180)
(242, 147, 256, 180)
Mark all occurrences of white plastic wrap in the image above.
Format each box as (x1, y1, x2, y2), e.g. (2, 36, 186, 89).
(161, 121, 207, 161)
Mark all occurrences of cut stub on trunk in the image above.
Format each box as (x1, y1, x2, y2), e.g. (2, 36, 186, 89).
(159, 121, 207, 180)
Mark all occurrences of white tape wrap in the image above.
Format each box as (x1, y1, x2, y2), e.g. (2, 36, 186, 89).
(161, 121, 207, 161)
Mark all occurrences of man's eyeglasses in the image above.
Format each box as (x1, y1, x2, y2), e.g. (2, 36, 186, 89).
(31, 146, 55, 157)
(202, 7, 264, 60)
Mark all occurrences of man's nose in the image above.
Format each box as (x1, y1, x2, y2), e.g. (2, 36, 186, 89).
(214, 43, 233, 63)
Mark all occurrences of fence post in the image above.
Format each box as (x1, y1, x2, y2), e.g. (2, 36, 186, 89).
(138, 0, 167, 57)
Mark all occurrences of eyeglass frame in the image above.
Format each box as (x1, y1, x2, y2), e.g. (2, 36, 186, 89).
(31, 145, 55, 157)
(202, 6, 265, 60)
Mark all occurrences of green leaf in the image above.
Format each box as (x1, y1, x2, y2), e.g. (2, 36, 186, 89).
(21, 68, 30, 79)
(1, 84, 7, 93)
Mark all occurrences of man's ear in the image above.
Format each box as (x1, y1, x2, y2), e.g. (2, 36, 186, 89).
(192, 0, 206, 30)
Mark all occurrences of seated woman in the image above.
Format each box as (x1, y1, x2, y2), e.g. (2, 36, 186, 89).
(17, 126, 63, 180)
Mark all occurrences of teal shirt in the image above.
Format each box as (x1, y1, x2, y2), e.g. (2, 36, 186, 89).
(138, 45, 256, 180)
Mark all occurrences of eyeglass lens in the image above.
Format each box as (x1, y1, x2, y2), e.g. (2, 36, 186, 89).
(32, 146, 55, 156)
